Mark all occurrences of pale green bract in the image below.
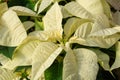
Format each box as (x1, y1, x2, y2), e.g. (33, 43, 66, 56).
(0, 2, 8, 16)
(91, 49, 110, 70)
(101, 0, 112, 19)
(111, 41, 120, 70)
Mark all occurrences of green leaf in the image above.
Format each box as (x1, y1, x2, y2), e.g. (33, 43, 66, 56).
(64, 1, 93, 19)
(0, 2, 8, 16)
(7, 0, 29, 7)
(35, 19, 44, 31)
(26, 0, 36, 10)
(0, 10, 27, 46)
(63, 48, 98, 80)
(9, 6, 37, 16)
(0, 46, 16, 59)
(111, 41, 120, 70)
(19, 16, 29, 22)
(45, 60, 63, 80)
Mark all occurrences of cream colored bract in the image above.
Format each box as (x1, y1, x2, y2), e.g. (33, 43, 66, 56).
(1, 0, 120, 80)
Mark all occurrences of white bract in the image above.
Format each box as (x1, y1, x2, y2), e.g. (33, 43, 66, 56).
(1, 0, 120, 80)
(0, 9, 27, 46)
(9, 6, 37, 16)
(0, 67, 20, 80)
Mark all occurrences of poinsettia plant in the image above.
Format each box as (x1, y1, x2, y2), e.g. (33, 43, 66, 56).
(0, 0, 120, 80)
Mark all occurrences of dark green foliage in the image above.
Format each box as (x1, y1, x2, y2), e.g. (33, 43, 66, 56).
(7, 0, 29, 7)
(97, 65, 116, 80)
(45, 60, 63, 80)
(6, 0, 36, 10)
(0, 46, 16, 59)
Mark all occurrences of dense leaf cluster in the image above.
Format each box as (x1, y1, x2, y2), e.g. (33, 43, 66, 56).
(0, 0, 120, 80)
